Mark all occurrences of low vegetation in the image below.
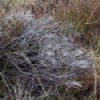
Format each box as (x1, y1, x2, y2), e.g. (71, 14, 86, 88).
(0, 0, 100, 100)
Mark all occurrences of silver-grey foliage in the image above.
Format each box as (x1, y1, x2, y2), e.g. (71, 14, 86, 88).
(0, 10, 94, 99)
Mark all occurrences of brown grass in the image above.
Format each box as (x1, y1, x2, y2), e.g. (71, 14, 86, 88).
(64, 0, 100, 49)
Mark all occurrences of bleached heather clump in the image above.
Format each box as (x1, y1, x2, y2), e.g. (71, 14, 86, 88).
(0, 9, 94, 99)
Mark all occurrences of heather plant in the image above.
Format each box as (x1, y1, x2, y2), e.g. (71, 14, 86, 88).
(0, 0, 100, 100)
(0, 7, 94, 99)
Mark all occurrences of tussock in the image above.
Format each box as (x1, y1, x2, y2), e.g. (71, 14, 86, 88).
(0, 9, 94, 99)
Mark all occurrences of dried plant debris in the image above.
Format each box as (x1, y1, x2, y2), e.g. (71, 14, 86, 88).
(0, 9, 94, 99)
